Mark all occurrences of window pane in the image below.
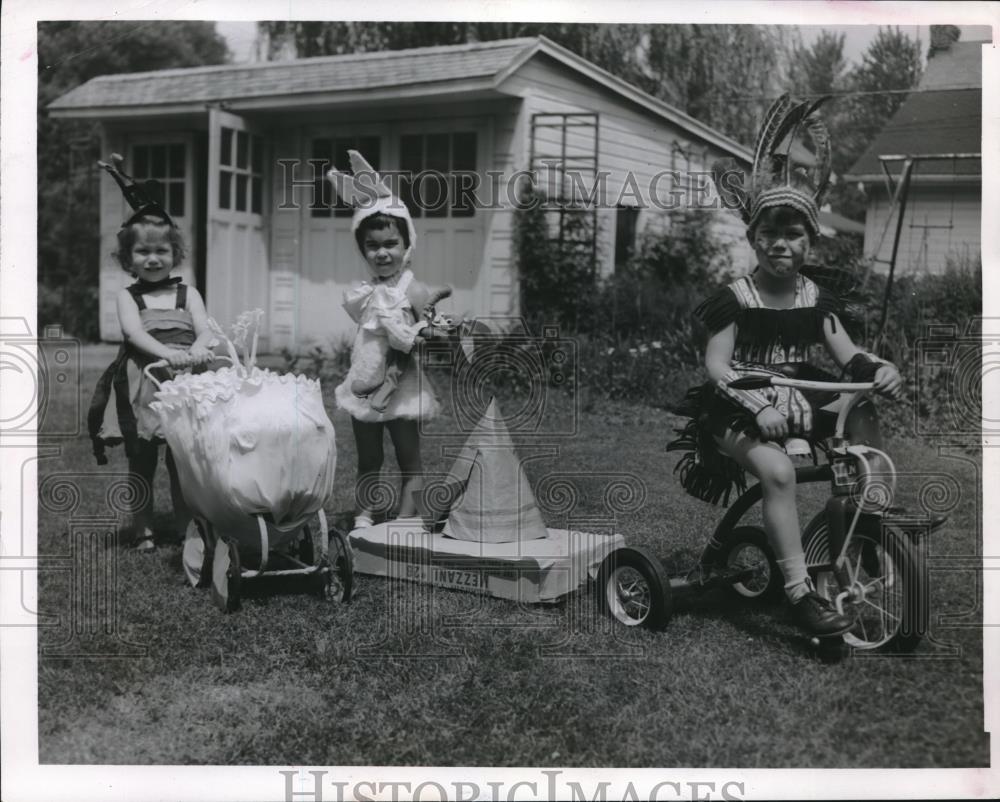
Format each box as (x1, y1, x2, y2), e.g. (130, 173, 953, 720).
(169, 182, 185, 217)
(399, 135, 422, 173)
(452, 132, 476, 171)
(133, 146, 149, 178)
(220, 128, 233, 166)
(421, 173, 449, 218)
(168, 144, 185, 178)
(312, 138, 331, 165)
(219, 170, 231, 209)
(452, 173, 476, 217)
(333, 138, 353, 173)
(236, 131, 249, 169)
(251, 176, 262, 214)
(426, 133, 449, 172)
(331, 138, 356, 216)
(357, 137, 380, 171)
(235, 174, 248, 212)
(150, 145, 166, 178)
(251, 135, 263, 174)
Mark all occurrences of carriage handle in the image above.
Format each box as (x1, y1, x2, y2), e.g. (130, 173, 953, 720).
(727, 374, 876, 441)
(143, 354, 234, 390)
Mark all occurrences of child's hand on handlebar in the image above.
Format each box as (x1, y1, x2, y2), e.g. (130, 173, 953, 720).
(873, 364, 903, 401)
(188, 345, 215, 366)
(165, 350, 192, 369)
(755, 406, 789, 442)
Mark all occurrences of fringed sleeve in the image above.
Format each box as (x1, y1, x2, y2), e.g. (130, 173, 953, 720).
(694, 287, 741, 333)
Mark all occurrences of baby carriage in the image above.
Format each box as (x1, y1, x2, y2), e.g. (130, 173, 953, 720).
(146, 312, 352, 612)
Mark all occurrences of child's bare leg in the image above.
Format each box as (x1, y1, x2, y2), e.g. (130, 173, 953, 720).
(164, 447, 191, 544)
(351, 418, 385, 525)
(716, 428, 853, 636)
(716, 430, 808, 599)
(386, 418, 423, 518)
(126, 439, 158, 550)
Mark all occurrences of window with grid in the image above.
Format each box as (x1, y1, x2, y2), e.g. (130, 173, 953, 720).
(309, 136, 381, 218)
(398, 132, 477, 218)
(218, 128, 263, 214)
(131, 143, 187, 217)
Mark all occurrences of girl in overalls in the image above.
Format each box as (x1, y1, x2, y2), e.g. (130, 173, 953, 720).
(88, 155, 215, 551)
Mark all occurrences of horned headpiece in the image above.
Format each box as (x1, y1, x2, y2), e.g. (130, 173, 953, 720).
(326, 150, 417, 265)
(711, 93, 833, 240)
(97, 152, 175, 228)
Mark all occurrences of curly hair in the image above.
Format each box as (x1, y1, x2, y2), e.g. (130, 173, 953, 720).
(114, 216, 187, 272)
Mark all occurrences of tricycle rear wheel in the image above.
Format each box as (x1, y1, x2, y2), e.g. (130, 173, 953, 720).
(715, 526, 783, 604)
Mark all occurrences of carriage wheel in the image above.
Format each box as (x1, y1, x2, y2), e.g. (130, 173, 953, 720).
(316, 527, 354, 603)
(211, 539, 242, 613)
(182, 519, 214, 589)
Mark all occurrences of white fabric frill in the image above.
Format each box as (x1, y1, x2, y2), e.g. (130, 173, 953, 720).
(150, 366, 336, 542)
(336, 270, 440, 423)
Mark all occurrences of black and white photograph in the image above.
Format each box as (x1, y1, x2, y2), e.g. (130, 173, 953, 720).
(2, 1, 998, 799)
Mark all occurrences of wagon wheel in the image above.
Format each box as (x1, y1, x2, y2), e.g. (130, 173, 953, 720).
(316, 526, 354, 604)
(211, 539, 242, 613)
(182, 519, 214, 589)
(596, 546, 672, 630)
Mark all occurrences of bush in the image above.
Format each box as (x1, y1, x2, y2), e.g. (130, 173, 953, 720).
(38, 281, 100, 342)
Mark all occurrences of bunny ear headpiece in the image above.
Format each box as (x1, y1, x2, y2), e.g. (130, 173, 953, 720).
(711, 93, 833, 240)
(326, 150, 417, 265)
(98, 153, 175, 228)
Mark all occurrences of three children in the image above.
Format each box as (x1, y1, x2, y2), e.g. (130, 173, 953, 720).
(88, 96, 903, 643)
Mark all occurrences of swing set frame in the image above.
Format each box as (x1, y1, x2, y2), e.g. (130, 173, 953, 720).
(861, 151, 980, 346)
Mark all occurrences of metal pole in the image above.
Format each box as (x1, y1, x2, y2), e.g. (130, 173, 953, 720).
(876, 158, 915, 347)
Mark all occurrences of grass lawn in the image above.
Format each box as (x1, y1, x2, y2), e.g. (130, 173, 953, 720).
(36, 345, 989, 766)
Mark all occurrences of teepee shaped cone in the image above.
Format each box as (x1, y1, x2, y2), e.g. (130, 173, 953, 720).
(442, 399, 549, 543)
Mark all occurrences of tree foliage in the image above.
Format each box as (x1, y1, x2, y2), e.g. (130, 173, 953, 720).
(38, 22, 229, 339)
(258, 22, 788, 145)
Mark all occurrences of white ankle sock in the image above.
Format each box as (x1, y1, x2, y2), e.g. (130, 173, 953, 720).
(777, 555, 811, 602)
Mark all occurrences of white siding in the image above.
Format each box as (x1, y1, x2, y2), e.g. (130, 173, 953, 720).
(500, 55, 754, 277)
(863, 183, 981, 275)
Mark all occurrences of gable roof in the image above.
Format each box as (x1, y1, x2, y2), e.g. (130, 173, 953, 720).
(48, 36, 753, 163)
(846, 40, 984, 180)
(48, 38, 537, 111)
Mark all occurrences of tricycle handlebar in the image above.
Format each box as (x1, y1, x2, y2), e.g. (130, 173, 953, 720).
(727, 374, 875, 393)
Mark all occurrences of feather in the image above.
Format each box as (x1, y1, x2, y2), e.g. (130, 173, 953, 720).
(711, 158, 750, 223)
(783, 95, 831, 188)
(751, 94, 793, 196)
(804, 112, 832, 203)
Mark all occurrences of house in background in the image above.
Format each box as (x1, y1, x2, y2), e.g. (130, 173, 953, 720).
(50, 36, 845, 349)
(846, 26, 984, 276)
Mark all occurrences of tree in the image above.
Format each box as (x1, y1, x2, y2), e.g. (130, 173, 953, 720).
(787, 30, 848, 97)
(841, 26, 923, 175)
(257, 22, 788, 145)
(38, 22, 230, 339)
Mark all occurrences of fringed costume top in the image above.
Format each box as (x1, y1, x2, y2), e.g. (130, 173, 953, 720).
(667, 271, 845, 506)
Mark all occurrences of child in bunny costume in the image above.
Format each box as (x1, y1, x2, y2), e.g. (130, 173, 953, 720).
(327, 151, 452, 528)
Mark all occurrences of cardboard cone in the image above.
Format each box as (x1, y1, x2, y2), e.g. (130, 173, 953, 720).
(442, 399, 549, 543)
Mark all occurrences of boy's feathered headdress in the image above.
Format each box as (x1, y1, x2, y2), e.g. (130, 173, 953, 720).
(711, 93, 833, 240)
(97, 152, 175, 228)
(326, 150, 417, 265)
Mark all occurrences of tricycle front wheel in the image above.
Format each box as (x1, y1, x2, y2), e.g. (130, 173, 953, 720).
(596, 546, 672, 630)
